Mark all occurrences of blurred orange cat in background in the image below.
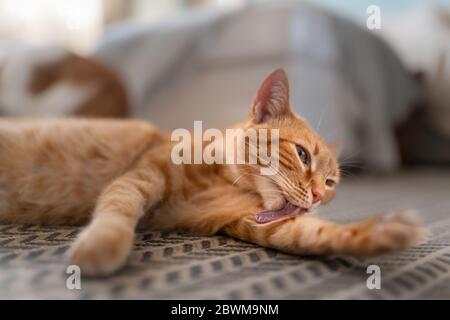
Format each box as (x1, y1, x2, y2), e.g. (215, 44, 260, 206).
(0, 44, 128, 118)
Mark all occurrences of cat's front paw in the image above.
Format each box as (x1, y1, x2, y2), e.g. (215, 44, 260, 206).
(69, 221, 134, 277)
(341, 210, 427, 256)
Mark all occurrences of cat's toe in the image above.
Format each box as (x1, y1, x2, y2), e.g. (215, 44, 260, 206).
(68, 222, 134, 277)
(369, 210, 427, 254)
(381, 209, 422, 227)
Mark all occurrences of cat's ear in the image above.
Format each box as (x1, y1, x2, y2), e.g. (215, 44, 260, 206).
(252, 68, 291, 124)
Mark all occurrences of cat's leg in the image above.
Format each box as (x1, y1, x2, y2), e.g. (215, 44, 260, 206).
(69, 168, 165, 276)
(223, 210, 426, 256)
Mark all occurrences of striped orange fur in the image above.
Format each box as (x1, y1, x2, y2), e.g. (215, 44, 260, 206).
(0, 69, 425, 276)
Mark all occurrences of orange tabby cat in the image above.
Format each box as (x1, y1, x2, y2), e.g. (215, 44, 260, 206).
(0, 69, 425, 276)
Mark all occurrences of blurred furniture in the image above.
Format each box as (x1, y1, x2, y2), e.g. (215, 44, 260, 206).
(95, 2, 419, 172)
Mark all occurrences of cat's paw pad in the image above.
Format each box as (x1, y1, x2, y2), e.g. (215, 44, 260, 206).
(68, 222, 134, 277)
(368, 210, 427, 254)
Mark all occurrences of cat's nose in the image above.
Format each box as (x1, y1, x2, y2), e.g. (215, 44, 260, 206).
(310, 179, 325, 204)
(312, 191, 321, 204)
(311, 187, 324, 204)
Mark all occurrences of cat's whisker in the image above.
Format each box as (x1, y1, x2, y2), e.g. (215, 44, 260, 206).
(231, 172, 250, 186)
(256, 189, 286, 196)
(244, 144, 299, 188)
(339, 157, 363, 165)
(340, 170, 356, 179)
(338, 148, 363, 164)
(315, 105, 328, 131)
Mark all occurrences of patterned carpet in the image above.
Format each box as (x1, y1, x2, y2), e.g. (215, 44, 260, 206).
(1, 169, 450, 299)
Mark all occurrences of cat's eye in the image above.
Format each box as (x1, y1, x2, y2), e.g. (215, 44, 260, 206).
(325, 179, 336, 188)
(296, 145, 310, 166)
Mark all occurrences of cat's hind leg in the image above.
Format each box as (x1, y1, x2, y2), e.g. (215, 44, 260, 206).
(69, 167, 165, 276)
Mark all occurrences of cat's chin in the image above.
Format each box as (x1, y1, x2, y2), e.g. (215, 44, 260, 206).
(255, 202, 307, 224)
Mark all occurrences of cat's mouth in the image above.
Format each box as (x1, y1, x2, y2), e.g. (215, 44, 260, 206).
(255, 202, 307, 224)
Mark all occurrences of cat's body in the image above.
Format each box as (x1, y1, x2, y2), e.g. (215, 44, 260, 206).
(0, 118, 253, 228)
(0, 119, 159, 225)
(0, 70, 425, 276)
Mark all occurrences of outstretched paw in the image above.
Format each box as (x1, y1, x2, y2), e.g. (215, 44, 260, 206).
(68, 221, 134, 277)
(370, 210, 427, 253)
(341, 210, 427, 256)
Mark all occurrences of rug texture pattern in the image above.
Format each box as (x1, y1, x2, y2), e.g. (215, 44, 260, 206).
(1, 170, 450, 299)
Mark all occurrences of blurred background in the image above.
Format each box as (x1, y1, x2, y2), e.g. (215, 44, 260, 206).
(2, 1, 450, 301)
(0, 0, 450, 172)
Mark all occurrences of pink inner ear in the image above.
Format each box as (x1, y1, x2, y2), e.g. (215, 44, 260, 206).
(252, 68, 290, 123)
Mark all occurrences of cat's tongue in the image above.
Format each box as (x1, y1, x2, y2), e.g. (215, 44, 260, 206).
(256, 203, 305, 224)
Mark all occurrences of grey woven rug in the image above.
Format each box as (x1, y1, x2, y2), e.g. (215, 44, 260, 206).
(1, 170, 449, 299)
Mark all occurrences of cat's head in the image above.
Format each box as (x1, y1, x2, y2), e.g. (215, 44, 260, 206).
(238, 69, 340, 223)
